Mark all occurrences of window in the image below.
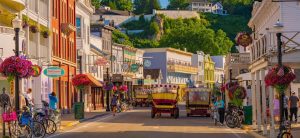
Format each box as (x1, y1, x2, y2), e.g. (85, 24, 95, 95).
(76, 18, 81, 37)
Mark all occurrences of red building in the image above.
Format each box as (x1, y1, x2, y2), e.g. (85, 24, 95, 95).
(52, 0, 76, 113)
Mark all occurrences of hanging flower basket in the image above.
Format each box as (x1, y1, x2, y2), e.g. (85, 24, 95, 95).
(119, 85, 128, 93)
(265, 65, 296, 93)
(0, 56, 34, 82)
(228, 85, 247, 100)
(22, 16, 29, 28)
(72, 74, 91, 90)
(236, 32, 252, 48)
(225, 81, 239, 91)
(42, 31, 50, 38)
(30, 25, 39, 33)
(104, 83, 114, 91)
(220, 84, 226, 93)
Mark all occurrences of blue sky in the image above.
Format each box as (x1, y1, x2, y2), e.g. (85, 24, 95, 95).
(159, 0, 169, 9)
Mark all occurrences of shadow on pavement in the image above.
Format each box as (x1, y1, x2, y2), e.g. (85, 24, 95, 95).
(54, 131, 254, 138)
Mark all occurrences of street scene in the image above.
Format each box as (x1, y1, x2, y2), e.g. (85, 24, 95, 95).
(0, 0, 300, 138)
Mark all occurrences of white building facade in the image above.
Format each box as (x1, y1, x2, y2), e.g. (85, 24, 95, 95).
(248, 0, 300, 137)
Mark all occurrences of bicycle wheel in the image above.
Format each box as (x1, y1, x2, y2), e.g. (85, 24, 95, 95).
(9, 121, 32, 138)
(43, 119, 57, 134)
(225, 115, 237, 128)
(280, 132, 293, 138)
(32, 121, 46, 138)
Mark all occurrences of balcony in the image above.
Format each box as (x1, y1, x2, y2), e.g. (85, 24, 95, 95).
(0, 0, 25, 12)
(167, 64, 197, 75)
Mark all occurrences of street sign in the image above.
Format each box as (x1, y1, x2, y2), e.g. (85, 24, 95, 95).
(43, 67, 65, 78)
(144, 59, 151, 67)
(122, 63, 129, 70)
(131, 64, 139, 72)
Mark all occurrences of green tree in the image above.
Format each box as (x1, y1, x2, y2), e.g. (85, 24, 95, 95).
(91, 0, 101, 9)
(167, 0, 190, 10)
(112, 30, 133, 46)
(101, 0, 133, 11)
(149, 22, 160, 35)
(134, 0, 161, 14)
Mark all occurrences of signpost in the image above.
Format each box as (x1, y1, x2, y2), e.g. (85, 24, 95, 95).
(43, 67, 65, 78)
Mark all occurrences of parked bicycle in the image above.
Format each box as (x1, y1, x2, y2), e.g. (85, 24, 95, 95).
(278, 120, 293, 138)
(225, 104, 244, 128)
(33, 102, 57, 135)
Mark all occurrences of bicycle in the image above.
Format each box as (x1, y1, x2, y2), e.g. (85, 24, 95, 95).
(33, 101, 57, 134)
(20, 106, 46, 138)
(225, 105, 243, 128)
(8, 120, 32, 138)
(278, 120, 293, 138)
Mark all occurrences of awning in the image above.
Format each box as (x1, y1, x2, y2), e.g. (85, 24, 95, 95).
(0, 0, 25, 12)
(86, 73, 102, 87)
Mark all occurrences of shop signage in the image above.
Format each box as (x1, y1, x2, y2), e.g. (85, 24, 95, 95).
(94, 57, 108, 66)
(144, 59, 151, 67)
(122, 63, 129, 70)
(131, 64, 139, 72)
(43, 67, 65, 78)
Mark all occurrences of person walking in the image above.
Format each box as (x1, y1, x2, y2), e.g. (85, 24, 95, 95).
(289, 92, 299, 123)
(274, 95, 280, 122)
(283, 95, 289, 121)
(111, 94, 118, 116)
(23, 88, 34, 107)
(214, 96, 225, 125)
(49, 92, 58, 110)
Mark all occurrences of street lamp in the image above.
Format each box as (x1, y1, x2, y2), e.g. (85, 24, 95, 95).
(12, 16, 22, 113)
(105, 63, 110, 111)
(77, 49, 84, 102)
(274, 20, 285, 136)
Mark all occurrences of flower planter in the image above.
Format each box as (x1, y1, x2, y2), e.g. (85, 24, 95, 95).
(42, 31, 49, 38)
(72, 74, 91, 90)
(265, 65, 296, 93)
(22, 22, 29, 28)
(30, 25, 39, 33)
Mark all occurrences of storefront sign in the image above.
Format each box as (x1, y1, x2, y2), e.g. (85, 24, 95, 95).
(130, 64, 139, 72)
(144, 59, 151, 67)
(43, 67, 65, 78)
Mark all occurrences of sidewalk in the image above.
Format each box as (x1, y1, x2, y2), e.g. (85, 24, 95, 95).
(243, 123, 300, 138)
(0, 109, 111, 136)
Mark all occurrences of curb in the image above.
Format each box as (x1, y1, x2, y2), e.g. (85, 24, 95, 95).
(246, 130, 267, 138)
(61, 113, 110, 130)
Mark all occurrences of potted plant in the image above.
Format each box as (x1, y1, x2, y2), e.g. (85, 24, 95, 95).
(30, 24, 39, 33)
(71, 74, 91, 90)
(265, 65, 296, 93)
(228, 85, 247, 107)
(22, 16, 29, 28)
(41, 28, 51, 38)
(0, 56, 34, 82)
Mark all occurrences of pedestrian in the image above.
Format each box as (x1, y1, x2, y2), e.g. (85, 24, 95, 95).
(111, 94, 118, 116)
(214, 96, 225, 125)
(283, 95, 289, 121)
(274, 95, 280, 122)
(289, 91, 299, 123)
(49, 92, 58, 110)
(22, 88, 34, 107)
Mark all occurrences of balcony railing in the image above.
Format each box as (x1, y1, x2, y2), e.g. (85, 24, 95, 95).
(167, 64, 198, 74)
(225, 53, 250, 65)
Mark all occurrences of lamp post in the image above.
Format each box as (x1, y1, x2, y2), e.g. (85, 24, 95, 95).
(77, 49, 84, 102)
(274, 20, 285, 136)
(106, 63, 110, 111)
(12, 16, 22, 113)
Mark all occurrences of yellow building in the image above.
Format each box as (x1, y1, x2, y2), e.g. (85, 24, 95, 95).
(204, 54, 215, 88)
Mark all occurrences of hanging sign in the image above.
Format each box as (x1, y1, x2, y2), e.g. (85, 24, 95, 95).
(43, 67, 65, 78)
(236, 32, 252, 47)
(32, 65, 42, 77)
(143, 59, 151, 68)
(122, 63, 129, 70)
(130, 64, 139, 72)
(94, 57, 108, 66)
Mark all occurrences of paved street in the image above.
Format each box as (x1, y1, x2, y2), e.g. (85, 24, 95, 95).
(48, 107, 254, 138)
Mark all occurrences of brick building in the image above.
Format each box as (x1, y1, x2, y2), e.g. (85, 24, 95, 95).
(52, 0, 76, 113)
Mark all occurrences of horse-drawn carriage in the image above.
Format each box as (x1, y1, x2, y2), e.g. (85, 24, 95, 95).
(185, 87, 211, 117)
(133, 87, 152, 107)
(151, 84, 179, 119)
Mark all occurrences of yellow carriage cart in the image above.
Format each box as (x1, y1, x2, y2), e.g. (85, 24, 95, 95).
(185, 87, 211, 117)
(151, 84, 179, 119)
(133, 87, 152, 107)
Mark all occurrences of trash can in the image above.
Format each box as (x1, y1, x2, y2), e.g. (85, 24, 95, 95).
(74, 102, 84, 120)
(243, 106, 252, 125)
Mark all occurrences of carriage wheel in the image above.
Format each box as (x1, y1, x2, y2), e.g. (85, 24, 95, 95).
(151, 108, 156, 118)
(174, 108, 179, 119)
